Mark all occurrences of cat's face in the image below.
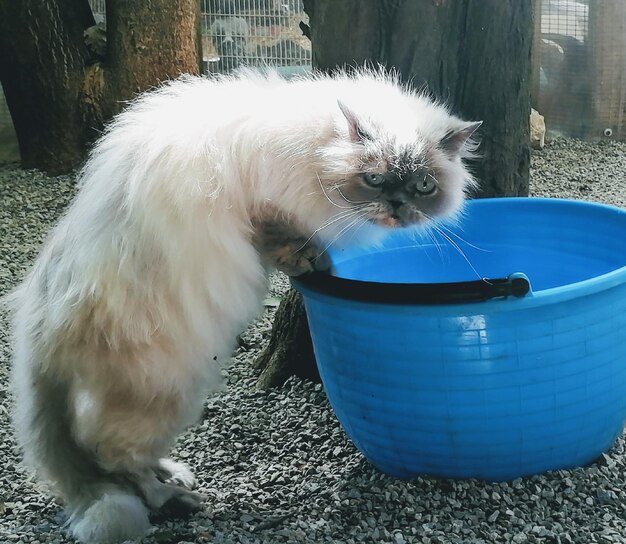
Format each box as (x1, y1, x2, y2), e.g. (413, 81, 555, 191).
(316, 97, 480, 230)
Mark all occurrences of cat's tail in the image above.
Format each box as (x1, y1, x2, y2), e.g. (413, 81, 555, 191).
(22, 372, 151, 543)
(10, 301, 151, 543)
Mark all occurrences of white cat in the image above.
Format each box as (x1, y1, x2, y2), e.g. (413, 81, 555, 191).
(7, 69, 479, 543)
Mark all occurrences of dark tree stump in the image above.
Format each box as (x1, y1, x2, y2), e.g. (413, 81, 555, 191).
(0, 0, 98, 174)
(0, 0, 202, 174)
(256, 0, 534, 387)
(254, 289, 320, 388)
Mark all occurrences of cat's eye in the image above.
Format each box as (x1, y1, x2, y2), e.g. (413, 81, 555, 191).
(416, 173, 437, 195)
(363, 172, 384, 187)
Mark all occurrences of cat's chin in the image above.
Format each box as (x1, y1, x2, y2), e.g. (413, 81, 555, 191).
(372, 214, 423, 229)
(377, 216, 402, 228)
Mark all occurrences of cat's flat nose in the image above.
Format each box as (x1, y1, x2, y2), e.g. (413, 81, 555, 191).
(388, 199, 404, 211)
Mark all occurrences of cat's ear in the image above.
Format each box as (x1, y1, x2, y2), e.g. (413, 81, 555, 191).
(440, 120, 482, 155)
(337, 99, 368, 143)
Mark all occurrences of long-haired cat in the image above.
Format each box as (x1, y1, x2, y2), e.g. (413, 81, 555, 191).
(7, 69, 480, 543)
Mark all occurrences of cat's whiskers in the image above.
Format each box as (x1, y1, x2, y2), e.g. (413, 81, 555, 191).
(330, 183, 371, 205)
(313, 204, 370, 237)
(288, 206, 369, 257)
(428, 222, 487, 282)
(318, 208, 371, 258)
(345, 211, 372, 245)
(316, 173, 353, 210)
(422, 226, 445, 262)
(435, 222, 491, 253)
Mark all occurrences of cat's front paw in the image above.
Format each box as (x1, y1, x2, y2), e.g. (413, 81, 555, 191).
(270, 240, 331, 277)
(251, 212, 333, 276)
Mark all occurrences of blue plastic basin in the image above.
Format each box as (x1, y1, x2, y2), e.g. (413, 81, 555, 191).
(292, 198, 626, 481)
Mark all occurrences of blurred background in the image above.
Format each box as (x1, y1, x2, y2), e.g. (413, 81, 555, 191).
(1, 0, 624, 165)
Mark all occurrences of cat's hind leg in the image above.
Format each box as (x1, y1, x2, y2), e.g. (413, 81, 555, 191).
(66, 390, 206, 541)
(11, 355, 152, 544)
(14, 333, 205, 541)
(131, 468, 204, 511)
(68, 490, 151, 544)
(72, 376, 206, 513)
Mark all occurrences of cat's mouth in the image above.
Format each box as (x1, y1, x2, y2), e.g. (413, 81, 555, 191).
(368, 204, 429, 228)
(371, 211, 424, 228)
(375, 214, 403, 228)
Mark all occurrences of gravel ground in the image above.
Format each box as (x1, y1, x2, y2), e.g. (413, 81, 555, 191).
(1, 137, 626, 544)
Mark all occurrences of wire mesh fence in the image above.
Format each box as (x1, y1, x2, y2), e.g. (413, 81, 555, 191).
(201, 0, 311, 75)
(533, 0, 626, 139)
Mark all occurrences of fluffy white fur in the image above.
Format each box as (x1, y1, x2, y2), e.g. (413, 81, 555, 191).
(70, 492, 151, 544)
(8, 69, 478, 543)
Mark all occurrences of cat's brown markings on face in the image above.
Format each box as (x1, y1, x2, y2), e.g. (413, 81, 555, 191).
(329, 106, 481, 228)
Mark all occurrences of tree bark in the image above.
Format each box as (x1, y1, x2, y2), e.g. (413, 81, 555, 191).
(0, 0, 202, 174)
(257, 0, 534, 387)
(0, 0, 98, 173)
(106, 0, 202, 116)
(254, 289, 319, 388)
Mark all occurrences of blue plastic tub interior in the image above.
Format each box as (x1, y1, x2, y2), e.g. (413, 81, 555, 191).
(329, 198, 626, 292)
(293, 198, 626, 481)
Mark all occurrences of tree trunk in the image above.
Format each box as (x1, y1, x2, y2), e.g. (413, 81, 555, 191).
(0, 0, 98, 173)
(257, 0, 534, 387)
(0, 0, 201, 174)
(106, 0, 202, 116)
